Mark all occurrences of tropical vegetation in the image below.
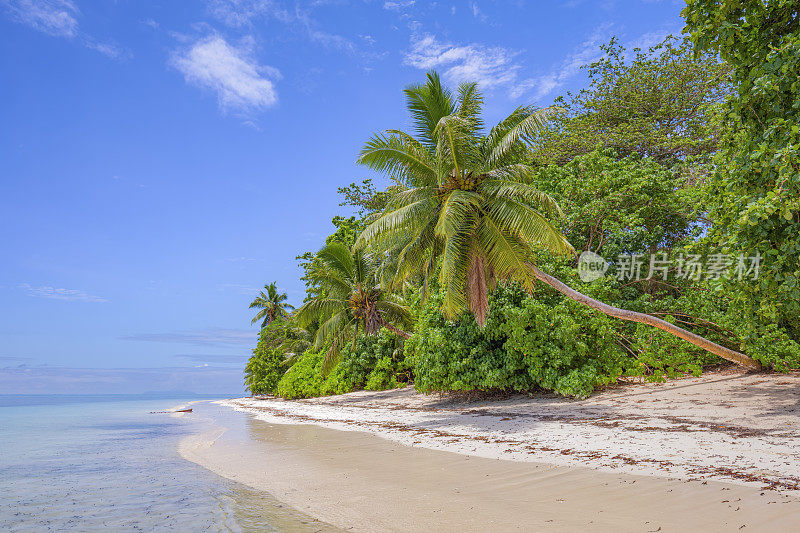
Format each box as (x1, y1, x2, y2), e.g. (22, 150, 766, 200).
(248, 282, 294, 329)
(242, 10, 800, 399)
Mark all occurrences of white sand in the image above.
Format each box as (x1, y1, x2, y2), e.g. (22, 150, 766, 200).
(181, 370, 800, 531)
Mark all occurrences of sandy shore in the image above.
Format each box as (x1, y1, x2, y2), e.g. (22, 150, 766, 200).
(181, 371, 800, 532)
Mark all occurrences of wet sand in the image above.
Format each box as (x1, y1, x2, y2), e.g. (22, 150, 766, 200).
(181, 380, 800, 532)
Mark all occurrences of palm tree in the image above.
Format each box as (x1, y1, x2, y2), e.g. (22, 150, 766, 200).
(249, 282, 294, 329)
(294, 242, 412, 369)
(356, 71, 760, 370)
(357, 71, 571, 326)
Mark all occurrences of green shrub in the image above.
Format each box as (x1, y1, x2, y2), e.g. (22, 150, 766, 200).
(499, 296, 625, 398)
(274, 331, 410, 399)
(275, 351, 327, 399)
(243, 327, 289, 395)
(365, 355, 410, 391)
(406, 281, 750, 398)
(337, 332, 409, 389)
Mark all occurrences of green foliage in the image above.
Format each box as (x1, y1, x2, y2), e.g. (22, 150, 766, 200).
(338, 332, 411, 391)
(531, 35, 731, 166)
(337, 179, 393, 218)
(254, 319, 310, 352)
(529, 149, 800, 372)
(275, 351, 327, 399)
(530, 151, 706, 260)
(406, 283, 626, 398)
(294, 242, 412, 371)
(244, 328, 289, 395)
(297, 216, 368, 302)
(274, 351, 357, 399)
(684, 0, 800, 334)
(405, 277, 769, 398)
(326, 216, 366, 248)
(499, 294, 626, 398)
(274, 333, 410, 399)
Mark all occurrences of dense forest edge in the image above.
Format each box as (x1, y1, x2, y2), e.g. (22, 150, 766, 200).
(244, 2, 800, 400)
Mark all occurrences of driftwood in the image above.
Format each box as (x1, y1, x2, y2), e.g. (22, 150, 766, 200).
(149, 408, 193, 414)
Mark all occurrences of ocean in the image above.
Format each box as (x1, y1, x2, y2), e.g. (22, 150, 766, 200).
(0, 394, 333, 532)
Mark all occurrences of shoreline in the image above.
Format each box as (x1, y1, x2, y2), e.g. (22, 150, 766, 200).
(181, 371, 800, 531)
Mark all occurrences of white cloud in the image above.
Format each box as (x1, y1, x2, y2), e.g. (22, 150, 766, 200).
(402, 25, 630, 102)
(20, 283, 107, 303)
(404, 34, 520, 90)
(207, 1, 368, 61)
(294, 5, 356, 54)
(171, 35, 280, 113)
(206, 0, 289, 27)
(383, 0, 415, 11)
(2, 0, 127, 59)
(514, 23, 612, 100)
(85, 38, 124, 59)
(470, 2, 486, 21)
(1, 0, 78, 37)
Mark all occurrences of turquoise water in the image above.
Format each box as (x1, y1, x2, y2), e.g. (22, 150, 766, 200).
(0, 395, 332, 532)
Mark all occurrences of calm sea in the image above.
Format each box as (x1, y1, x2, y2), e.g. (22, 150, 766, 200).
(0, 394, 333, 532)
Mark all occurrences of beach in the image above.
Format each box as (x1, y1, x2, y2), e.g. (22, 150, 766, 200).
(180, 370, 800, 532)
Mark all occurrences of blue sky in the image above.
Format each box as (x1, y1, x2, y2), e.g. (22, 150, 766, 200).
(0, 0, 684, 394)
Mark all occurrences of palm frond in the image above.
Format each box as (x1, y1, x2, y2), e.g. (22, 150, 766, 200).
(480, 179, 564, 218)
(321, 315, 357, 373)
(477, 215, 538, 291)
(486, 197, 574, 256)
(439, 219, 474, 318)
(314, 309, 349, 350)
(317, 242, 355, 279)
(434, 114, 472, 178)
(294, 298, 348, 328)
(356, 197, 438, 249)
(456, 81, 484, 137)
(392, 216, 438, 285)
(358, 132, 437, 186)
(376, 297, 413, 325)
(403, 71, 456, 148)
(434, 189, 482, 238)
(482, 106, 558, 168)
(249, 308, 267, 326)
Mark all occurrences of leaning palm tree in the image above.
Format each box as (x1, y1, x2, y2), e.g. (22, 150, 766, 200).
(249, 282, 294, 329)
(294, 242, 412, 369)
(356, 71, 760, 370)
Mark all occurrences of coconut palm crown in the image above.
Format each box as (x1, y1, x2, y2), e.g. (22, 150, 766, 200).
(294, 242, 412, 369)
(249, 282, 294, 329)
(356, 71, 574, 326)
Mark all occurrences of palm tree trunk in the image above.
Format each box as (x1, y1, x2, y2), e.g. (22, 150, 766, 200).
(377, 316, 411, 339)
(528, 265, 762, 371)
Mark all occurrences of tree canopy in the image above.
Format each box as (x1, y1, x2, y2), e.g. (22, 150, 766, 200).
(531, 35, 731, 166)
(684, 0, 800, 335)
